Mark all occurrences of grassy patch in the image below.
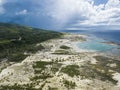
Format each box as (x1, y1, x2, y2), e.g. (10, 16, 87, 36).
(52, 50, 70, 55)
(25, 44, 44, 53)
(60, 45, 70, 49)
(32, 61, 62, 81)
(94, 56, 120, 73)
(63, 80, 76, 89)
(61, 65, 80, 77)
(59, 55, 119, 85)
(90, 56, 120, 84)
(32, 74, 53, 80)
(0, 84, 41, 90)
(7, 53, 28, 62)
(0, 40, 11, 44)
(73, 63, 118, 84)
(78, 65, 96, 79)
(33, 61, 53, 69)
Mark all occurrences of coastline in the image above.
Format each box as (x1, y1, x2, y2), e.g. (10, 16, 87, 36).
(0, 33, 120, 90)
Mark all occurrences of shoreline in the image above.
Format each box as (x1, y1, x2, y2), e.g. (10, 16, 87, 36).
(101, 41, 120, 46)
(0, 33, 120, 90)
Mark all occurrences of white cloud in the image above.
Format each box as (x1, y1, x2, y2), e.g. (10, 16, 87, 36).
(43, 0, 120, 30)
(105, 0, 120, 9)
(0, 0, 5, 14)
(66, 27, 90, 30)
(16, 9, 28, 15)
(73, 0, 120, 28)
(0, 0, 119, 30)
(44, 0, 95, 28)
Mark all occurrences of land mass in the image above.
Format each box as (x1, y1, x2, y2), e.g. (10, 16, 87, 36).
(0, 23, 120, 90)
(101, 41, 120, 46)
(0, 23, 62, 62)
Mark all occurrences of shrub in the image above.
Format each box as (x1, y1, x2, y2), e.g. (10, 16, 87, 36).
(60, 45, 70, 49)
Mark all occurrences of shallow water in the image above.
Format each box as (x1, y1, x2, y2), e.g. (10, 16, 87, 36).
(60, 30, 120, 54)
(77, 36, 119, 53)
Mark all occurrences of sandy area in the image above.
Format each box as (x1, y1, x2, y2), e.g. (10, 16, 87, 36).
(0, 34, 120, 90)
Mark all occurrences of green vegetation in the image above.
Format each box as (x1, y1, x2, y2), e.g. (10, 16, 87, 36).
(0, 23, 62, 62)
(60, 45, 70, 49)
(52, 50, 70, 55)
(72, 56, 119, 84)
(25, 44, 45, 53)
(33, 61, 53, 69)
(78, 65, 96, 79)
(60, 55, 120, 85)
(94, 56, 120, 73)
(32, 61, 62, 81)
(32, 74, 53, 80)
(63, 80, 76, 89)
(7, 53, 28, 62)
(92, 56, 120, 84)
(61, 65, 80, 77)
(0, 84, 42, 90)
(32, 61, 54, 80)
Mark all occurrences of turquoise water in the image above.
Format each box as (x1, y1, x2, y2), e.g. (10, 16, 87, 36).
(61, 30, 120, 54)
(61, 30, 120, 44)
(77, 36, 118, 52)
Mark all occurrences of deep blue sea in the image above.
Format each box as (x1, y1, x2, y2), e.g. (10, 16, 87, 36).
(60, 30, 120, 54)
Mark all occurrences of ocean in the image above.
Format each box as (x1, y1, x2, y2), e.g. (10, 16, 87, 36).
(60, 30, 120, 54)
(61, 30, 120, 44)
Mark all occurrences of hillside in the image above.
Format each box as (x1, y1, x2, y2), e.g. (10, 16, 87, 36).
(0, 23, 63, 62)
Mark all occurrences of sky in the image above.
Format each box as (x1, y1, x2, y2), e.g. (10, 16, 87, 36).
(0, 0, 120, 30)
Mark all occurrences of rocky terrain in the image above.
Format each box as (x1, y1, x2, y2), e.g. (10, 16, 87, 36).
(0, 34, 120, 90)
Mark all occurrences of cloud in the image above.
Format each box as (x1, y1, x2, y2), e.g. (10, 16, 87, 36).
(0, 0, 5, 14)
(16, 9, 28, 15)
(83, 0, 120, 25)
(42, 0, 120, 30)
(0, 0, 120, 30)
(44, 0, 95, 29)
(69, 0, 120, 30)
